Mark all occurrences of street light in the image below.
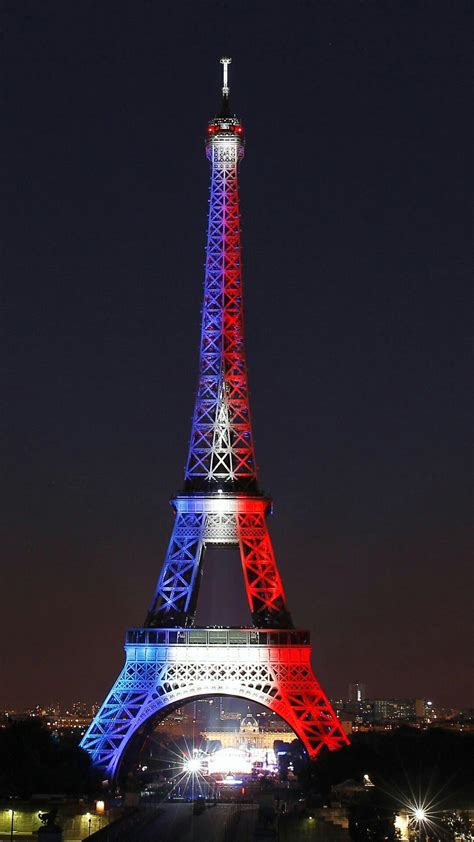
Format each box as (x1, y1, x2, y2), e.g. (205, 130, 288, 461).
(86, 812, 92, 837)
(411, 806, 427, 842)
(95, 801, 105, 831)
(184, 756, 201, 774)
(8, 809, 14, 841)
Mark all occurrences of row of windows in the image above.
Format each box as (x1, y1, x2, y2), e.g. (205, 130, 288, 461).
(126, 628, 310, 647)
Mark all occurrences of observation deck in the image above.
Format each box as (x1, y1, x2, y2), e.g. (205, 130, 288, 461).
(126, 627, 310, 647)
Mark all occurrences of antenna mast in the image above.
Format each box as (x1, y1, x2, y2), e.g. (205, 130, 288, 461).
(220, 56, 231, 98)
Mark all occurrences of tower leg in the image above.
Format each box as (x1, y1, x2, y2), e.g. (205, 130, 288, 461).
(237, 511, 292, 627)
(275, 685, 349, 755)
(146, 510, 205, 626)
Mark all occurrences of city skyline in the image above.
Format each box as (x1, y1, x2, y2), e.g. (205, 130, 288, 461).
(2, 692, 471, 716)
(2, 3, 471, 712)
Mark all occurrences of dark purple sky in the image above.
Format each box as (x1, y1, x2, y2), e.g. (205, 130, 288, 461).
(2, 2, 472, 710)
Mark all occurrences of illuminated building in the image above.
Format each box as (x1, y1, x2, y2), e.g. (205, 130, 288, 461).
(80, 58, 348, 781)
(348, 682, 366, 703)
(203, 710, 295, 751)
(373, 699, 418, 722)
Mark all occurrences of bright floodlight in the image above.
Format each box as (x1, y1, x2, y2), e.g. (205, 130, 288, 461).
(414, 808, 426, 822)
(184, 756, 201, 773)
(208, 747, 252, 775)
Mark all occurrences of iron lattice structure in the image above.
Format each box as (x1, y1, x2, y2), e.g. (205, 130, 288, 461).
(81, 60, 349, 780)
(81, 629, 346, 781)
(145, 495, 290, 628)
(184, 113, 256, 492)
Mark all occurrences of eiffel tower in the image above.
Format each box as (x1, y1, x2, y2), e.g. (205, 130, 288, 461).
(80, 58, 349, 781)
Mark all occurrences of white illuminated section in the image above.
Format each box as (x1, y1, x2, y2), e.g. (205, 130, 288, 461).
(394, 814, 409, 838)
(220, 56, 231, 97)
(208, 747, 252, 775)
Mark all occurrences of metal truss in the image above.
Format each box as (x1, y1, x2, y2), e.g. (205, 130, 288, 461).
(81, 80, 349, 780)
(184, 122, 257, 492)
(145, 494, 292, 628)
(80, 627, 349, 781)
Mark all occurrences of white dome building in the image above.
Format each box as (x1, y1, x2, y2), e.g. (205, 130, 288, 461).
(239, 713, 259, 734)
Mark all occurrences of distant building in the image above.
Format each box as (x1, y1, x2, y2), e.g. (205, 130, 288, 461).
(348, 683, 366, 703)
(373, 699, 416, 722)
(338, 718, 353, 736)
(240, 713, 259, 734)
(204, 709, 294, 749)
(203, 710, 296, 749)
(415, 699, 426, 719)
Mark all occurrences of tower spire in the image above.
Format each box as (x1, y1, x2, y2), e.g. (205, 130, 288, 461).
(219, 56, 232, 117)
(220, 56, 231, 98)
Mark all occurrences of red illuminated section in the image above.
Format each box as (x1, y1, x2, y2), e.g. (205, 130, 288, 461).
(266, 647, 351, 755)
(207, 121, 244, 135)
(237, 502, 289, 624)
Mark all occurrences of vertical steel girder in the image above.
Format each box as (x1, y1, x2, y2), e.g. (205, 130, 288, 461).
(184, 132, 257, 491)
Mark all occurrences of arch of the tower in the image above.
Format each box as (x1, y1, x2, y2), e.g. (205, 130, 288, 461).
(84, 685, 308, 785)
(111, 691, 300, 784)
(80, 635, 349, 783)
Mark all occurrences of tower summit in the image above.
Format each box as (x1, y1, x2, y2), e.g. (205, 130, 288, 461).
(80, 60, 349, 782)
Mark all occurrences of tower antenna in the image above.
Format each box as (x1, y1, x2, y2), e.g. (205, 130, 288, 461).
(220, 56, 231, 99)
(80, 62, 350, 782)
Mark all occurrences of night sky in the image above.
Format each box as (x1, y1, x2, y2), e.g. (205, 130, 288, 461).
(2, 2, 472, 711)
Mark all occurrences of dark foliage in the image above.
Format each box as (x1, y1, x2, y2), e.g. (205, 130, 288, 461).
(299, 729, 474, 808)
(0, 720, 101, 798)
(273, 738, 308, 782)
(348, 793, 397, 841)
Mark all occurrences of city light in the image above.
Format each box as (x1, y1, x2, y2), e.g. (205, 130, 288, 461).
(408, 802, 431, 826)
(183, 756, 201, 774)
(404, 797, 442, 838)
(217, 775, 243, 786)
(208, 747, 252, 775)
(381, 775, 446, 840)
